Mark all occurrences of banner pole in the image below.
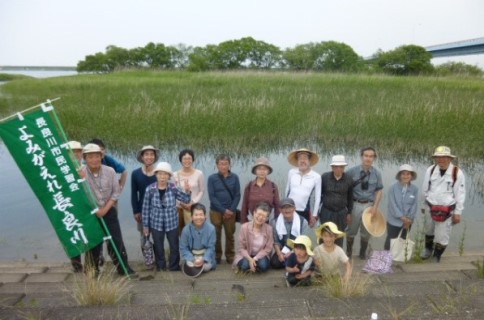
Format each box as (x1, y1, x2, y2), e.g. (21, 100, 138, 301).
(48, 105, 131, 278)
(0, 98, 60, 123)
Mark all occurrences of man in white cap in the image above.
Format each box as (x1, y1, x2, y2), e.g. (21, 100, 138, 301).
(346, 147, 383, 259)
(319, 155, 354, 248)
(421, 146, 465, 262)
(81, 143, 137, 277)
(285, 148, 322, 227)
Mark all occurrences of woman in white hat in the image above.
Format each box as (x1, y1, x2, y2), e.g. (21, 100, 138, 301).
(240, 157, 280, 224)
(384, 164, 419, 250)
(142, 162, 191, 271)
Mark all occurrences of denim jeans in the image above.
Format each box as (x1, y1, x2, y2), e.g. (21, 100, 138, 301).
(238, 256, 270, 272)
(151, 228, 180, 270)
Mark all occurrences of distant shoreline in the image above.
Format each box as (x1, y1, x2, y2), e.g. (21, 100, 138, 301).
(0, 66, 76, 71)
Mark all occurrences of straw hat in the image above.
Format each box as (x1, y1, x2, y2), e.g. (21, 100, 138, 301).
(136, 145, 160, 163)
(154, 162, 173, 176)
(316, 222, 345, 239)
(67, 141, 82, 150)
(362, 207, 387, 237)
(330, 155, 348, 166)
(181, 262, 204, 278)
(432, 146, 455, 158)
(251, 157, 273, 175)
(396, 164, 417, 181)
(287, 148, 320, 167)
(82, 143, 103, 154)
(287, 235, 314, 256)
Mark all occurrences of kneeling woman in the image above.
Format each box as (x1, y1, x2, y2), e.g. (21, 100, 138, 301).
(233, 202, 274, 272)
(179, 203, 217, 274)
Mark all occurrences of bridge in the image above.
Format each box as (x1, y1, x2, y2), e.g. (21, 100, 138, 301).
(426, 37, 484, 58)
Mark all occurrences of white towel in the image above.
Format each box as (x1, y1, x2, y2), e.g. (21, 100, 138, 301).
(276, 213, 301, 240)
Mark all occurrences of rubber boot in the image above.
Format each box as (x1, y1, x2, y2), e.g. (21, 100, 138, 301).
(432, 243, 446, 263)
(346, 237, 354, 259)
(359, 239, 369, 260)
(421, 235, 434, 259)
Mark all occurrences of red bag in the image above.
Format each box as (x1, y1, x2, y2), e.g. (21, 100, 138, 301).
(430, 205, 453, 222)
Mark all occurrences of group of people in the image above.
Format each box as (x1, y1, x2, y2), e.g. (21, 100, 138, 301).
(67, 141, 466, 286)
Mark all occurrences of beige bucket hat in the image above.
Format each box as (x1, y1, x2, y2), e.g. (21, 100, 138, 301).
(154, 162, 173, 176)
(287, 235, 314, 256)
(67, 141, 82, 150)
(251, 157, 273, 175)
(82, 143, 103, 154)
(316, 221, 345, 239)
(287, 148, 319, 167)
(432, 146, 455, 158)
(330, 155, 348, 166)
(396, 164, 417, 181)
(362, 207, 387, 238)
(136, 145, 160, 163)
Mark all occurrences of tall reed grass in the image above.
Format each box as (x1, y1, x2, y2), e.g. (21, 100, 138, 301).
(0, 71, 482, 158)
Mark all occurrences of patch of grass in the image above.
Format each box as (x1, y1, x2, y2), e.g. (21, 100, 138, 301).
(190, 294, 212, 305)
(476, 258, 484, 279)
(428, 282, 478, 314)
(379, 287, 418, 320)
(0, 71, 483, 159)
(411, 215, 427, 264)
(0, 73, 33, 81)
(71, 267, 132, 306)
(314, 272, 373, 298)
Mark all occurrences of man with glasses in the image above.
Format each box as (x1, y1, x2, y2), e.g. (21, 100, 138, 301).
(346, 147, 383, 259)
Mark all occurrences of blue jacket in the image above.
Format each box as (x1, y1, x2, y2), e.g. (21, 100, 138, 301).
(179, 222, 217, 269)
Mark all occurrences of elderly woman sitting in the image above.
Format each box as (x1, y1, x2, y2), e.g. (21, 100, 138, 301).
(233, 202, 274, 272)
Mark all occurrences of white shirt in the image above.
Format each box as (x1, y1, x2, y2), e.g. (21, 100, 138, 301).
(422, 163, 466, 215)
(285, 168, 322, 216)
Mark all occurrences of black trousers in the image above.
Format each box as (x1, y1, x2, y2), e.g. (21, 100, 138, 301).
(319, 207, 347, 248)
(86, 207, 131, 274)
(384, 223, 410, 251)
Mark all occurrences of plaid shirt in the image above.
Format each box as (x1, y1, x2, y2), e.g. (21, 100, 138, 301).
(142, 182, 191, 232)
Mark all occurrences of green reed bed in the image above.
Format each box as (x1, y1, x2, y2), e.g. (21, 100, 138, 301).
(0, 71, 482, 158)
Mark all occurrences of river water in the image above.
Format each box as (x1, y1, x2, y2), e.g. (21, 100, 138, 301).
(0, 143, 483, 263)
(0, 70, 482, 263)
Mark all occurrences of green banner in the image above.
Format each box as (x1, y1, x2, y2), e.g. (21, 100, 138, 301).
(0, 102, 105, 258)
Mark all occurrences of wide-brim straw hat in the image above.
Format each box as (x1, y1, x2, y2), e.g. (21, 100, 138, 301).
(251, 157, 273, 175)
(136, 145, 160, 163)
(316, 222, 345, 239)
(396, 164, 417, 181)
(362, 207, 387, 238)
(182, 262, 204, 278)
(287, 148, 320, 167)
(154, 162, 173, 176)
(432, 146, 455, 158)
(287, 235, 314, 256)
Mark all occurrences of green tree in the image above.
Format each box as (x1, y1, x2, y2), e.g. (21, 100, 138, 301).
(376, 45, 433, 75)
(434, 61, 483, 77)
(77, 52, 109, 73)
(283, 41, 361, 72)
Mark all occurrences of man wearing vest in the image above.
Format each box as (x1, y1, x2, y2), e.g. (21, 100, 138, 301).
(270, 198, 312, 269)
(421, 146, 466, 262)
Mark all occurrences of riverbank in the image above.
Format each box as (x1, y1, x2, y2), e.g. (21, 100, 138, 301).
(0, 252, 483, 319)
(0, 71, 483, 158)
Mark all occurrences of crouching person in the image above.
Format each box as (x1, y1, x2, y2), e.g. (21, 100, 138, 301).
(285, 235, 315, 287)
(180, 203, 216, 277)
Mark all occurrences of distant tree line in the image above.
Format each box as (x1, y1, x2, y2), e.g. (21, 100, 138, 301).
(77, 37, 483, 76)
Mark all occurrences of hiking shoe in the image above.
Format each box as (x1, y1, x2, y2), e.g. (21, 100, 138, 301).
(421, 248, 432, 260)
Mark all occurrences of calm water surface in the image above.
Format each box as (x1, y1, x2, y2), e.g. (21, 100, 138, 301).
(0, 143, 482, 262)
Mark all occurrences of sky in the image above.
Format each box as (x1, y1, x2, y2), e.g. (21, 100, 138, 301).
(1, 0, 483, 67)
